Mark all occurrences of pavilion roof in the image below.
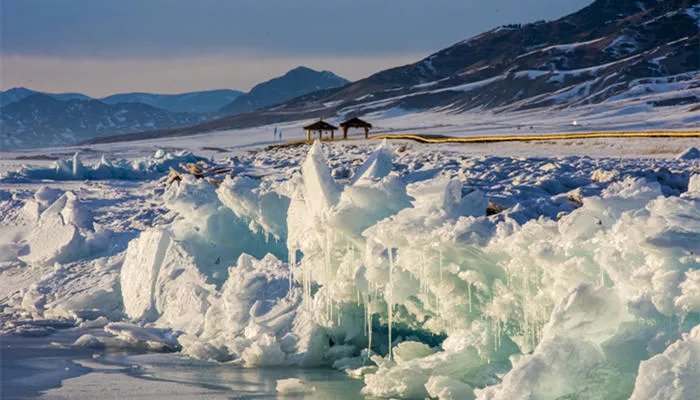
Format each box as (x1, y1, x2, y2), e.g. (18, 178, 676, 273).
(340, 117, 372, 129)
(303, 120, 338, 130)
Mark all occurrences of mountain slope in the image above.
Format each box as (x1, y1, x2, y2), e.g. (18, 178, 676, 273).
(88, 0, 697, 144)
(217, 66, 349, 116)
(0, 94, 206, 149)
(100, 89, 243, 113)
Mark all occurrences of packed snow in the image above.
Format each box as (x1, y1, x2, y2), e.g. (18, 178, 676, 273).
(1, 137, 699, 399)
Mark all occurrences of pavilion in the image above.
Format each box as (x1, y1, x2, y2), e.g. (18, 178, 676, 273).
(340, 117, 373, 139)
(303, 120, 338, 141)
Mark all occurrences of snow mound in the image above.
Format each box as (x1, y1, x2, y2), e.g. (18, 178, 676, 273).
(15, 191, 102, 266)
(676, 147, 700, 160)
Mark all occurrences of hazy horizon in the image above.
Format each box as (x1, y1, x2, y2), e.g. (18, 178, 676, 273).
(1, 0, 592, 97)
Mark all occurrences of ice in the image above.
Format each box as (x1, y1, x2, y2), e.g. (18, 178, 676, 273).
(276, 378, 316, 394)
(301, 140, 341, 215)
(629, 325, 700, 400)
(2, 140, 699, 399)
(217, 175, 290, 241)
(1, 150, 207, 182)
(73, 323, 180, 352)
(676, 146, 699, 160)
(688, 174, 700, 194)
(392, 341, 437, 364)
(350, 139, 394, 185)
(120, 226, 216, 333)
(120, 229, 172, 320)
(16, 192, 99, 266)
(180, 253, 299, 364)
(425, 375, 475, 400)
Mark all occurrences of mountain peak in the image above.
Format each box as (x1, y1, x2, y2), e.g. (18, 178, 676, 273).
(217, 67, 350, 116)
(288, 66, 316, 73)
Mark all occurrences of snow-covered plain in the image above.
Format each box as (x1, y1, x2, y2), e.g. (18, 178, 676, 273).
(1, 106, 699, 399)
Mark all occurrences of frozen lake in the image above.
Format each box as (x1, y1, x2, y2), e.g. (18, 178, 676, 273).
(2, 332, 364, 399)
(1, 137, 698, 399)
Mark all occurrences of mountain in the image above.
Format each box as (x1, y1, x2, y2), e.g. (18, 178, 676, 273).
(0, 87, 243, 113)
(0, 87, 92, 107)
(0, 94, 206, 149)
(0, 66, 350, 149)
(217, 66, 350, 116)
(100, 89, 243, 113)
(87, 0, 698, 144)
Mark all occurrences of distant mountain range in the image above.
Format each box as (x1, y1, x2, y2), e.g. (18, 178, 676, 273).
(101, 89, 243, 113)
(0, 88, 242, 114)
(86, 0, 698, 144)
(0, 94, 207, 149)
(0, 67, 350, 149)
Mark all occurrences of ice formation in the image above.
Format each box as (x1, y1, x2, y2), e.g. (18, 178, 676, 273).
(14, 191, 103, 266)
(0, 150, 207, 182)
(1, 140, 698, 399)
(276, 378, 316, 394)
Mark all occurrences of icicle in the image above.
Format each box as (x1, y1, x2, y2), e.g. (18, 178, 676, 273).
(439, 248, 443, 284)
(288, 249, 296, 292)
(325, 231, 331, 319)
(437, 248, 443, 318)
(367, 301, 373, 356)
(468, 282, 472, 313)
(387, 247, 394, 361)
(363, 294, 368, 338)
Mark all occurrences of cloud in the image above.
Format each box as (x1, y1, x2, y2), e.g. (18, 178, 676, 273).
(0, 54, 423, 96)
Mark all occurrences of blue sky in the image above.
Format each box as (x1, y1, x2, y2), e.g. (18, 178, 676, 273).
(1, 0, 592, 96)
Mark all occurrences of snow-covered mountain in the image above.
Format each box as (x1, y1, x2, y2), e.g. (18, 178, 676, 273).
(100, 89, 243, 113)
(0, 94, 206, 149)
(98, 0, 697, 143)
(217, 66, 350, 117)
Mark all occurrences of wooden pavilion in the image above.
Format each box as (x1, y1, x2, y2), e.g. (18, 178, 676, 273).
(303, 120, 338, 141)
(340, 117, 373, 139)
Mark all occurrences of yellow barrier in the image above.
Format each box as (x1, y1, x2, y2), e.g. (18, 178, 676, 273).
(267, 131, 699, 149)
(370, 131, 700, 144)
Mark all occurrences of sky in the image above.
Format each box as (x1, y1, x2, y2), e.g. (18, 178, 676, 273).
(1, 0, 593, 97)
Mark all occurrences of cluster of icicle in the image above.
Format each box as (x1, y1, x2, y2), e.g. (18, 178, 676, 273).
(285, 140, 700, 399)
(115, 140, 699, 399)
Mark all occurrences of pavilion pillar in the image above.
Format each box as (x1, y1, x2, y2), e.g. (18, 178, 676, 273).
(306, 129, 311, 141)
(343, 127, 348, 139)
(364, 127, 369, 139)
(331, 130, 334, 140)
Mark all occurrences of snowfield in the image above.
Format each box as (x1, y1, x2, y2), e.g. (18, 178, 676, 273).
(1, 131, 699, 399)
